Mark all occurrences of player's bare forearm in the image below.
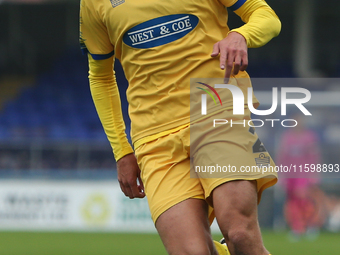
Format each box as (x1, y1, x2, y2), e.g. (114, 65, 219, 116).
(117, 153, 145, 199)
(211, 32, 248, 81)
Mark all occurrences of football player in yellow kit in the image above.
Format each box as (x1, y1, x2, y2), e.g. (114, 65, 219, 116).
(80, 0, 280, 254)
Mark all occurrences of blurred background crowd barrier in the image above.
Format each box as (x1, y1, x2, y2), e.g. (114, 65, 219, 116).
(0, 0, 340, 235)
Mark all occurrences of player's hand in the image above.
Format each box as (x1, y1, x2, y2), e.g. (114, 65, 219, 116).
(211, 31, 248, 83)
(117, 153, 145, 199)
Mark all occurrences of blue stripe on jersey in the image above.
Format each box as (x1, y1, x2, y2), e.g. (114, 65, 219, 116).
(90, 50, 115, 60)
(81, 47, 88, 55)
(229, 0, 247, 11)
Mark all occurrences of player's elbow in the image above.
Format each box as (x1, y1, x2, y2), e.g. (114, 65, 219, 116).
(271, 13, 282, 38)
(257, 9, 282, 47)
(246, 7, 282, 48)
(258, 7, 282, 38)
(264, 7, 281, 38)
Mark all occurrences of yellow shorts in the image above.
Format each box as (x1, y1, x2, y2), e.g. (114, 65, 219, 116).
(135, 108, 277, 223)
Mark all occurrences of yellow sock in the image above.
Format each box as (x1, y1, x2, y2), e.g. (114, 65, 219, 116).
(213, 240, 230, 255)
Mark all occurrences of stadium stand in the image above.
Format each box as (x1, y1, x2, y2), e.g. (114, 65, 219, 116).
(0, 48, 130, 142)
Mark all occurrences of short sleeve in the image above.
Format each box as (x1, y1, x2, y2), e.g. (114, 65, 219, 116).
(79, 0, 114, 60)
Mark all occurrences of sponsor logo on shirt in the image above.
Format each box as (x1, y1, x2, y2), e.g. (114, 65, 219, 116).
(123, 14, 199, 49)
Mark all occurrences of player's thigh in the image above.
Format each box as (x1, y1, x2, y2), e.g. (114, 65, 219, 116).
(135, 128, 205, 224)
(212, 180, 258, 226)
(156, 198, 216, 255)
(211, 181, 268, 254)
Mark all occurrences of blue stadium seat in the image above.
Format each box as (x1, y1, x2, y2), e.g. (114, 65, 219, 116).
(0, 48, 134, 141)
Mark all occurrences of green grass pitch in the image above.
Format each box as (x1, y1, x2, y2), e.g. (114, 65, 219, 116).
(0, 231, 339, 254)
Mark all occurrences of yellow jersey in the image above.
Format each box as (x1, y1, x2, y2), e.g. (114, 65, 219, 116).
(80, 0, 281, 160)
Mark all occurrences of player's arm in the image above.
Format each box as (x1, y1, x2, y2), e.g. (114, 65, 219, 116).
(80, 0, 144, 199)
(230, 0, 281, 48)
(212, 0, 281, 79)
(88, 56, 145, 199)
(88, 55, 133, 161)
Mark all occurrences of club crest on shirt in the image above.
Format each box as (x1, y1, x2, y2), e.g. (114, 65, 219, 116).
(123, 14, 199, 49)
(110, 0, 125, 8)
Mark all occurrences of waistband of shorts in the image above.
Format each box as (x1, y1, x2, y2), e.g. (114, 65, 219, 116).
(133, 105, 250, 150)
